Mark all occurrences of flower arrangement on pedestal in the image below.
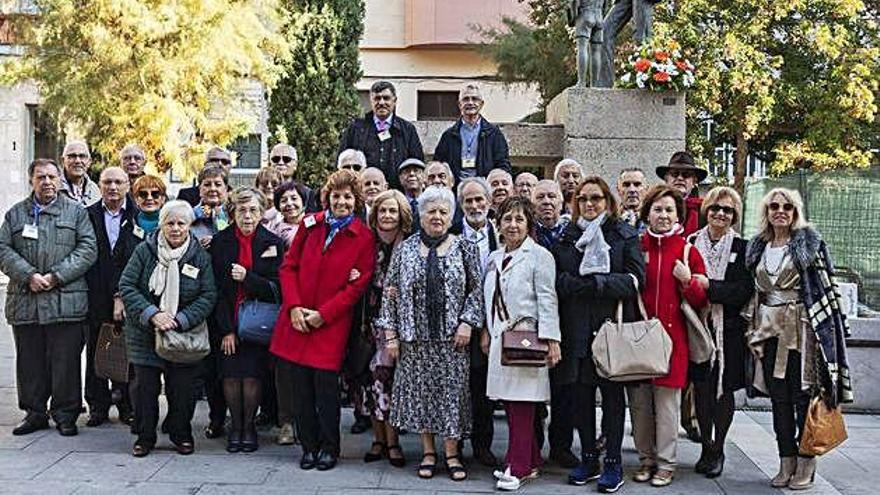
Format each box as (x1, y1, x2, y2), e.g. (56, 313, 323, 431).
(620, 40, 695, 91)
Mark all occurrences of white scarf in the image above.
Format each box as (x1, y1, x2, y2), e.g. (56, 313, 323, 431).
(148, 233, 191, 316)
(694, 226, 737, 398)
(575, 213, 611, 275)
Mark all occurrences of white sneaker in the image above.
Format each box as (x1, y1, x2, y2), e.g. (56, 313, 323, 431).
(493, 466, 512, 480)
(496, 474, 522, 491)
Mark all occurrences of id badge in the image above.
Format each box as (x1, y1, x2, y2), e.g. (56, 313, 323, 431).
(462, 158, 476, 169)
(182, 264, 200, 279)
(132, 225, 145, 239)
(378, 129, 391, 142)
(23, 224, 38, 240)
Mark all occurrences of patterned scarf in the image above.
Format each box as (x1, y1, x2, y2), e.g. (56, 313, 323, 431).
(420, 230, 449, 339)
(323, 210, 354, 251)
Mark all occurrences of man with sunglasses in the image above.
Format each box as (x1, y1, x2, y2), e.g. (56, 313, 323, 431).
(338, 80, 424, 191)
(337, 149, 367, 173)
(59, 140, 101, 207)
(269, 142, 320, 213)
(177, 147, 233, 207)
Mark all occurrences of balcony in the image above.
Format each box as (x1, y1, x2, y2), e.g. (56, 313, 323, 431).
(404, 0, 528, 48)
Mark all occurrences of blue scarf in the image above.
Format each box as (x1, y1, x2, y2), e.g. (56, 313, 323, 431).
(324, 210, 354, 251)
(138, 210, 160, 234)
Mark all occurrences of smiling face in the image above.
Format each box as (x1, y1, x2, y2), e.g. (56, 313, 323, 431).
(199, 175, 227, 207)
(576, 182, 607, 222)
(233, 197, 263, 236)
(400, 165, 424, 195)
(767, 193, 795, 231)
(458, 87, 484, 120)
(135, 186, 166, 213)
(499, 206, 529, 250)
(460, 181, 489, 228)
(279, 188, 304, 224)
(488, 170, 513, 208)
(161, 215, 191, 248)
(425, 162, 452, 188)
(648, 195, 679, 234)
(329, 186, 355, 218)
(557, 165, 582, 198)
(421, 200, 452, 237)
(360, 168, 387, 206)
(63, 142, 91, 181)
(706, 196, 736, 232)
(375, 197, 401, 233)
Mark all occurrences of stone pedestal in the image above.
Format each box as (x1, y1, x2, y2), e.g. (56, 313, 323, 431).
(546, 87, 686, 185)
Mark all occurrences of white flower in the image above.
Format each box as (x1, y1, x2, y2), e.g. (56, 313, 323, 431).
(621, 73, 632, 83)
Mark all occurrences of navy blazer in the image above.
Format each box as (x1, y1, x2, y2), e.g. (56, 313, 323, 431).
(85, 200, 140, 322)
(433, 118, 512, 185)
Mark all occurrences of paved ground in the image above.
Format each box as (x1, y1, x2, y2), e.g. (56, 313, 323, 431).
(0, 316, 877, 493)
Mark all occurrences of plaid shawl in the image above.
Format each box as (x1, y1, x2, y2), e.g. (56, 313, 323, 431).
(746, 227, 853, 407)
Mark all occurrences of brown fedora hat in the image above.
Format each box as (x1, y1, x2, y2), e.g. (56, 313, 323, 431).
(655, 151, 708, 182)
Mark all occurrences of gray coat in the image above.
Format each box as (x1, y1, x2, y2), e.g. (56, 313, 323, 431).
(0, 194, 97, 326)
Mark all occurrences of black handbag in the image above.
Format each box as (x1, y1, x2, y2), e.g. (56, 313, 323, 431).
(95, 322, 129, 383)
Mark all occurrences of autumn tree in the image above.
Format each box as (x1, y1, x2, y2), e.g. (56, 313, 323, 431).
(0, 0, 290, 177)
(267, 0, 364, 185)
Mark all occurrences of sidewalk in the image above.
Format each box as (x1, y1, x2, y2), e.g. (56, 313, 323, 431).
(0, 321, 875, 494)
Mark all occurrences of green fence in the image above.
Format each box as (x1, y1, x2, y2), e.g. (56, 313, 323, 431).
(742, 167, 880, 313)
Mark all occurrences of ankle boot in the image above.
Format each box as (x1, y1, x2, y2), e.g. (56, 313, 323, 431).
(770, 456, 797, 488)
(788, 456, 816, 490)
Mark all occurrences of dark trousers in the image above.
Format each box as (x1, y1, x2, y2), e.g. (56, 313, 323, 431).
(131, 363, 199, 446)
(469, 364, 494, 452)
(571, 379, 625, 461)
(762, 338, 812, 458)
(549, 376, 574, 453)
(204, 345, 226, 427)
(289, 361, 341, 456)
(12, 323, 84, 424)
(85, 321, 130, 416)
(276, 358, 296, 425)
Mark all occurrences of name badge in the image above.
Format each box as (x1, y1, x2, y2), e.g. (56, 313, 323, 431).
(261, 245, 278, 258)
(304, 216, 317, 228)
(378, 129, 391, 142)
(132, 225, 145, 239)
(23, 224, 38, 240)
(462, 158, 476, 169)
(182, 264, 199, 279)
(729, 252, 737, 263)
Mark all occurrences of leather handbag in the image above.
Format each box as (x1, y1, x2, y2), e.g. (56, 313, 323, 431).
(501, 316, 549, 367)
(799, 396, 848, 456)
(237, 283, 281, 345)
(95, 322, 129, 383)
(681, 243, 716, 364)
(592, 275, 673, 382)
(155, 320, 210, 364)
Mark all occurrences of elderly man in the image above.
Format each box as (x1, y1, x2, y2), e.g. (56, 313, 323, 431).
(338, 80, 424, 190)
(656, 151, 707, 236)
(360, 167, 388, 212)
(399, 158, 426, 229)
(515, 172, 538, 199)
(0, 159, 98, 436)
(617, 167, 648, 231)
(433, 83, 511, 184)
(270, 143, 320, 213)
(425, 161, 465, 229)
(532, 180, 569, 250)
(487, 168, 514, 215)
(120, 144, 147, 183)
(177, 146, 233, 207)
(554, 159, 584, 214)
(84, 167, 139, 427)
(337, 149, 367, 173)
(59, 141, 100, 206)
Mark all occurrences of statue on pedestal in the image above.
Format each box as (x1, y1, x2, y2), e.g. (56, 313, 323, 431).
(566, 0, 606, 88)
(595, 0, 657, 88)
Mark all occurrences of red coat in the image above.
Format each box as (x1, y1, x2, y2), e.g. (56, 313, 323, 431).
(683, 196, 703, 237)
(641, 231, 708, 389)
(270, 212, 376, 372)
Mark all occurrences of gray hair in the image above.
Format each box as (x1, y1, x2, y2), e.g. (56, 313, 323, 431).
(554, 158, 582, 181)
(757, 187, 810, 242)
(159, 200, 195, 226)
(459, 82, 483, 101)
(532, 179, 561, 194)
(120, 144, 145, 159)
(417, 185, 456, 217)
(456, 176, 490, 206)
(337, 149, 367, 169)
(227, 186, 267, 220)
(425, 160, 454, 188)
(63, 140, 90, 157)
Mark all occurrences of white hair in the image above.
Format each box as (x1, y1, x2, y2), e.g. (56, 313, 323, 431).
(459, 82, 483, 101)
(337, 148, 367, 169)
(456, 176, 490, 206)
(63, 140, 90, 157)
(554, 158, 582, 181)
(417, 186, 456, 217)
(159, 200, 195, 226)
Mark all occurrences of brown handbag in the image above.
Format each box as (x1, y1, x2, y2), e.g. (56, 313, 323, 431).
(799, 396, 848, 456)
(501, 316, 549, 367)
(95, 322, 129, 383)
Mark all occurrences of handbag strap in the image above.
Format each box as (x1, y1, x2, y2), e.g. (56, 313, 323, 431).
(616, 273, 649, 324)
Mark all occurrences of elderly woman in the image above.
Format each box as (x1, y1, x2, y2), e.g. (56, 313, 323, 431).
(131, 175, 167, 237)
(744, 188, 852, 490)
(687, 187, 753, 479)
(255, 167, 283, 226)
(190, 165, 230, 249)
(481, 196, 561, 491)
(119, 200, 217, 457)
(270, 170, 376, 471)
(630, 184, 708, 487)
(359, 190, 413, 467)
(268, 181, 308, 248)
(377, 185, 484, 481)
(210, 187, 284, 453)
(552, 176, 644, 492)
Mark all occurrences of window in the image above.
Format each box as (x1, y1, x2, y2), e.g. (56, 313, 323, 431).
(27, 105, 61, 163)
(228, 134, 262, 170)
(417, 91, 460, 120)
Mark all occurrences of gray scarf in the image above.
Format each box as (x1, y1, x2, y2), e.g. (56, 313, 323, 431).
(148, 233, 191, 316)
(575, 213, 611, 275)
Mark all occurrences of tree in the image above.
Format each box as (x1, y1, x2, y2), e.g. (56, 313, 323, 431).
(267, 0, 364, 185)
(0, 0, 290, 177)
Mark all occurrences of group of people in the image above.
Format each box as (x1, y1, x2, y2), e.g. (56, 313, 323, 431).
(0, 80, 852, 493)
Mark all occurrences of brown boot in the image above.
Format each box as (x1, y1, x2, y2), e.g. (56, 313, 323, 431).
(770, 456, 797, 488)
(788, 456, 817, 490)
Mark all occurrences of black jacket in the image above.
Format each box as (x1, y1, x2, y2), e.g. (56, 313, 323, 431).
(433, 118, 511, 184)
(338, 112, 424, 190)
(85, 201, 140, 322)
(552, 218, 645, 380)
(209, 225, 284, 339)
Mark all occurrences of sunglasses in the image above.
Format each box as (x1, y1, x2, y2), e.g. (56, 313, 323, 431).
(66, 153, 89, 160)
(577, 194, 606, 203)
(137, 190, 162, 200)
(341, 164, 362, 172)
(707, 204, 735, 215)
(621, 181, 643, 188)
(769, 202, 794, 212)
(668, 170, 696, 179)
(208, 158, 232, 166)
(271, 156, 294, 164)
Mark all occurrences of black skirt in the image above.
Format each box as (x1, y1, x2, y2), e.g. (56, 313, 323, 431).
(221, 340, 269, 379)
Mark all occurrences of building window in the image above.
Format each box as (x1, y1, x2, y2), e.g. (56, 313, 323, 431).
(27, 105, 61, 163)
(417, 91, 460, 120)
(229, 134, 262, 170)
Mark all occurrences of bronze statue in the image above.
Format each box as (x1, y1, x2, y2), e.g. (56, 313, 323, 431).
(567, 0, 606, 87)
(596, 0, 657, 88)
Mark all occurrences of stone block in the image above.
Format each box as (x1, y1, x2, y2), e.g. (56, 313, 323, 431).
(563, 137, 683, 187)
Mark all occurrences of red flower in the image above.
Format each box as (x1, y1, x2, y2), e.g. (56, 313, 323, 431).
(654, 50, 669, 62)
(634, 58, 651, 72)
(675, 60, 688, 71)
(653, 71, 671, 83)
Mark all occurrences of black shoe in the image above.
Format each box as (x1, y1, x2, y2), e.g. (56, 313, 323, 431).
(86, 413, 108, 427)
(241, 429, 258, 453)
(363, 441, 386, 463)
(12, 417, 49, 436)
(473, 447, 498, 467)
(705, 452, 725, 479)
(56, 422, 78, 436)
(300, 451, 318, 470)
(254, 412, 275, 431)
(205, 423, 225, 439)
(316, 450, 338, 471)
(226, 430, 243, 453)
(695, 449, 711, 474)
(550, 449, 580, 469)
(350, 415, 370, 434)
(116, 405, 133, 425)
(173, 440, 195, 455)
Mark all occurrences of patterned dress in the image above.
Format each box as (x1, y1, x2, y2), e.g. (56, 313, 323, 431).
(376, 235, 484, 439)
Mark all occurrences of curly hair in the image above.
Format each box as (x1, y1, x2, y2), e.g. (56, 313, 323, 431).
(368, 189, 414, 236)
(320, 169, 365, 216)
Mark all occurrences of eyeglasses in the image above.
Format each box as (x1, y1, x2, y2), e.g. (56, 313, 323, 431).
(621, 181, 643, 188)
(100, 179, 128, 186)
(707, 204, 736, 215)
(137, 190, 162, 200)
(769, 202, 794, 212)
(341, 164, 362, 172)
(668, 170, 695, 179)
(271, 156, 294, 164)
(577, 194, 606, 204)
(208, 158, 232, 166)
(65, 153, 89, 160)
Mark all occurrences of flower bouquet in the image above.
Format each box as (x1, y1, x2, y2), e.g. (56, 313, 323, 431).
(619, 40, 695, 91)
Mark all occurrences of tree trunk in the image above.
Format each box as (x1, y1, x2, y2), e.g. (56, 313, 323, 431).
(734, 131, 748, 195)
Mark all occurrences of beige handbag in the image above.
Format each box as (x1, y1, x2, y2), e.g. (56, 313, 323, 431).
(592, 275, 673, 382)
(681, 243, 716, 364)
(155, 320, 210, 364)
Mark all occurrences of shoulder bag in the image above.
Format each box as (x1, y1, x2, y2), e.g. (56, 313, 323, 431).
(681, 243, 716, 364)
(592, 275, 673, 382)
(95, 321, 129, 383)
(155, 320, 210, 364)
(501, 316, 550, 367)
(800, 395, 848, 456)
(237, 283, 281, 345)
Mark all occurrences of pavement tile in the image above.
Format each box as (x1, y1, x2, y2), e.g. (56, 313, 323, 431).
(0, 427, 52, 450)
(72, 482, 201, 495)
(150, 453, 284, 484)
(34, 451, 172, 482)
(0, 480, 82, 494)
(0, 450, 69, 480)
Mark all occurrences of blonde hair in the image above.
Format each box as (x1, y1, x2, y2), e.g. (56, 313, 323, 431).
(702, 186, 743, 227)
(368, 190, 414, 236)
(757, 187, 809, 242)
(226, 186, 267, 224)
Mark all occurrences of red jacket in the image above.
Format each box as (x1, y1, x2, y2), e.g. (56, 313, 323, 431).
(270, 212, 376, 372)
(683, 195, 703, 237)
(641, 230, 708, 389)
